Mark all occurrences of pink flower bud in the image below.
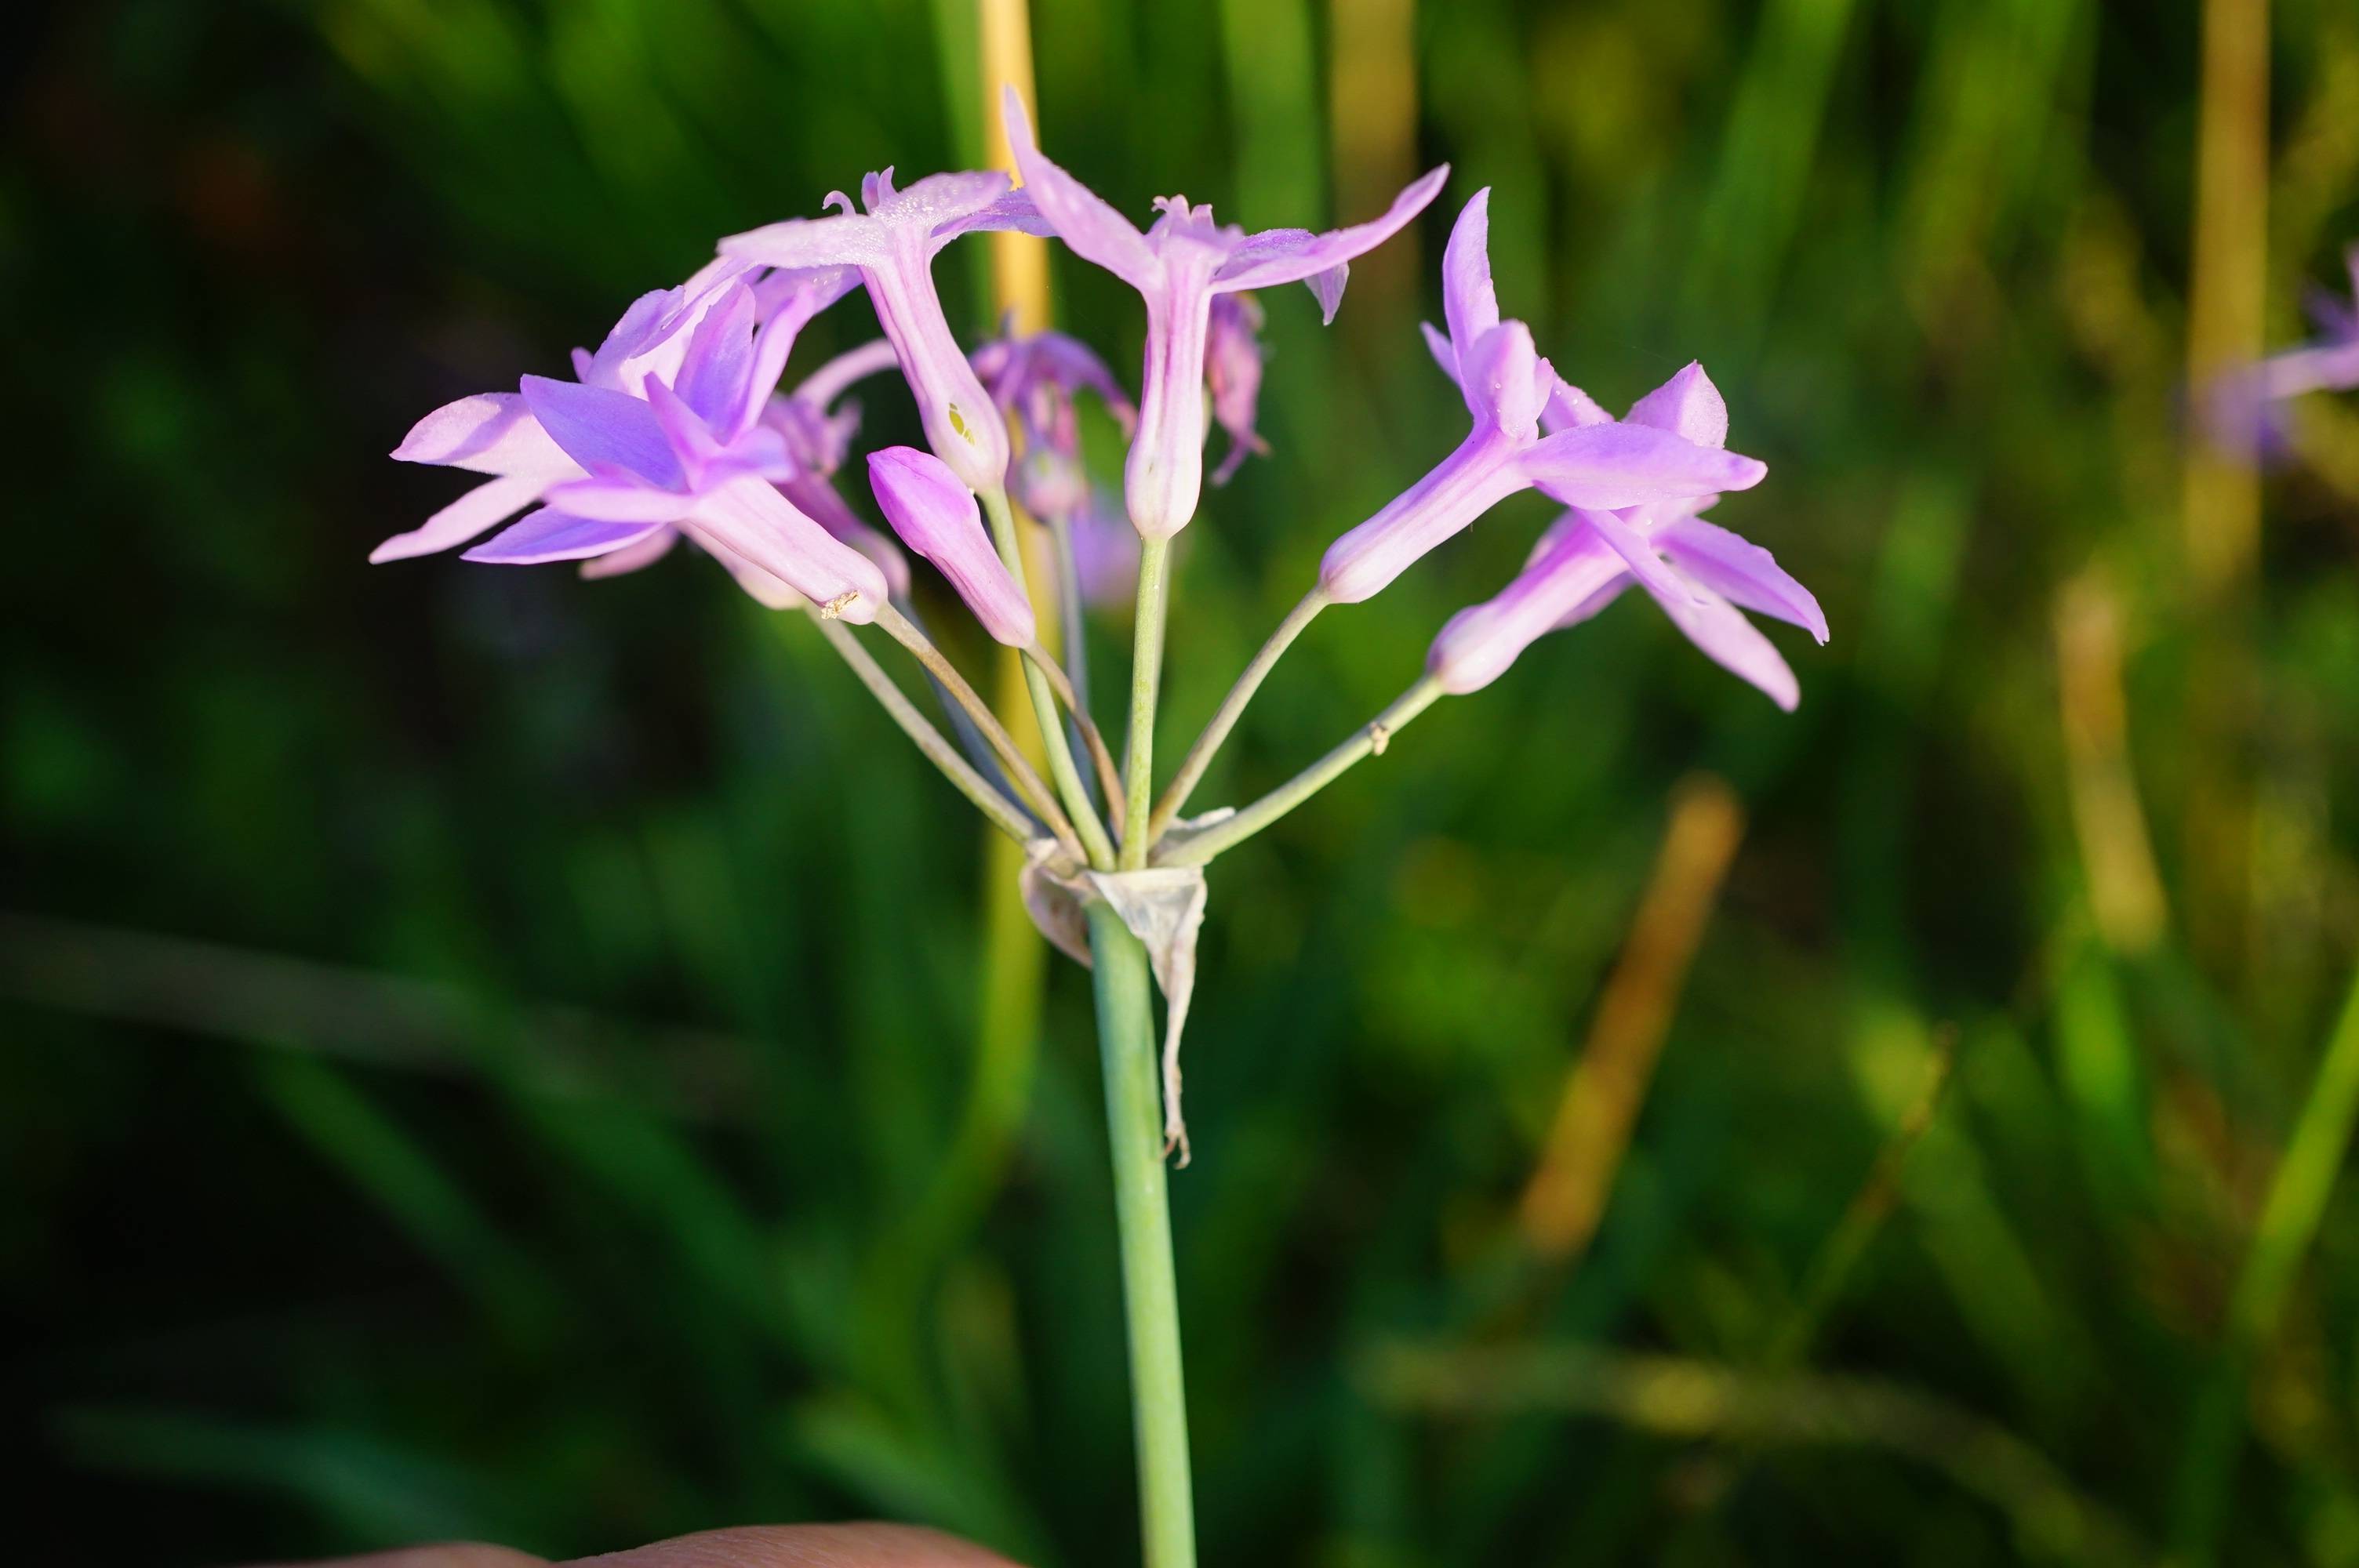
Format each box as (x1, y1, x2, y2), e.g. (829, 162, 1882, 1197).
(867, 447, 1037, 646)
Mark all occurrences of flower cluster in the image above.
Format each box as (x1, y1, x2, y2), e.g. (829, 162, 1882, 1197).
(380, 92, 1825, 880)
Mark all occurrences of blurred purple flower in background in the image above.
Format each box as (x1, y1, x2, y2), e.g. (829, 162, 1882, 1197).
(972, 321, 1137, 524)
(1205, 294, 1270, 486)
(1005, 87, 1446, 539)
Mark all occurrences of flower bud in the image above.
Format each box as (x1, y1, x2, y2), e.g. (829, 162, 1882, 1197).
(867, 447, 1037, 646)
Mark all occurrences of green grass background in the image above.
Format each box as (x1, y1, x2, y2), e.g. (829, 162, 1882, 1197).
(7, 1, 2359, 1563)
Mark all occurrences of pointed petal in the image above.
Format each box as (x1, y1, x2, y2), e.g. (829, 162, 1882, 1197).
(1623, 361, 1729, 448)
(519, 375, 685, 488)
(671, 282, 760, 431)
(370, 472, 547, 563)
(1458, 321, 1548, 438)
(461, 507, 669, 564)
(932, 187, 1060, 249)
(392, 393, 575, 477)
(1441, 190, 1499, 365)
(1419, 320, 1459, 383)
(1581, 504, 1698, 609)
(719, 212, 886, 270)
(540, 476, 699, 523)
(1001, 86, 1159, 289)
(579, 525, 680, 579)
(1210, 165, 1448, 299)
(792, 337, 904, 411)
(1542, 382, 1614, 434)
(1656, 515, 1826, 642)
(1655, 580, 1801, 710)
(1519, 423, 1766, 509)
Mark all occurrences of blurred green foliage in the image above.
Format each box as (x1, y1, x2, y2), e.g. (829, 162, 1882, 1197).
(7, 1, 2359, 1563)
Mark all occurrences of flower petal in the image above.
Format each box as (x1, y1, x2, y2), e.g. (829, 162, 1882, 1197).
(720, 212, 887, 270)
(1419, 320, 1459, 383)
(540, 476, 700, 523)
(1425, 520, 1628, 694)
(462, 508, 670, 564)
(792, 338, 904, 411)
(671, 282, 760, 432)
(1441, 189, 1500, 366)
(683, 474, 889, 622)
(1623, 361, 1729, 448)
(1542, 382, 1615, 434)
(370, 472, 547, 563)
(579, 525, 680, 579)
(1458, 321, 1548, 439)
(1001, 86, 1160, 289)
(1653, 579, 1800, 710)
(1656, 514, 1826, 641)
(932, 187, 1060, 249)
(1210, 164, 1449, 302)
(1519, 423, 1766, 510)
(1579, 504, 1698, 610)
(391, 393, 575, 477)
(519, 375, 686, 489)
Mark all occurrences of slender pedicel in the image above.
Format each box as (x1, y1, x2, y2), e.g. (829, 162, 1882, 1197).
(1149, 585, 1329, 842)
(874, 602, 1087, 861)
(977, 485, 1120, 868)
(807, 608, 1041, 850)
(1026, 645, 1126, 831)
(1120, 536, 1172, 869)
(1157, 677, 1447, 868)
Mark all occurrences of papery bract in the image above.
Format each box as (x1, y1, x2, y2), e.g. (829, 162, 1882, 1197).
(868, 446, 1038, 646)
(1005, 87, 1446, 540)
(1319, 191, 1766, 605)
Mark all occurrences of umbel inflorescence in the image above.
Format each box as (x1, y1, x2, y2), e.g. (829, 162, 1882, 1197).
(376, 89, 1826, 1156)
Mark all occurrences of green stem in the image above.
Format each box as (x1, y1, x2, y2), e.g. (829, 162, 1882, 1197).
(1150, 586, 1329, 842)
(980, 488, 1119, 867)
(808, 610, 1039, 849)
(1086, 900, 1198, 1568)
(1121, 537, 1173, 869)
(1158, 676, 1446, 868)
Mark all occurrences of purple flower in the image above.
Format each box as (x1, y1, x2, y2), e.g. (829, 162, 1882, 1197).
(1427, 362, 1825, 709)
(1205, 294, 1270, 485)
(720, 168, 1051, 495)
(972, 321, 1137, 523)
(1319, 190, 1768, 605)
(868, 446, 1037, 646)
(1004, 87, 1447, 540)
(373, 260, 754, 565)
(2259, 244, 2359, 402)
(2204, 246, 2359, 459)
(379, 265, 892, 621)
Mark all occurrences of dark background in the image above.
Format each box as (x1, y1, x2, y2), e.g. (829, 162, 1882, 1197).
(8, 1, 2359, 1563)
